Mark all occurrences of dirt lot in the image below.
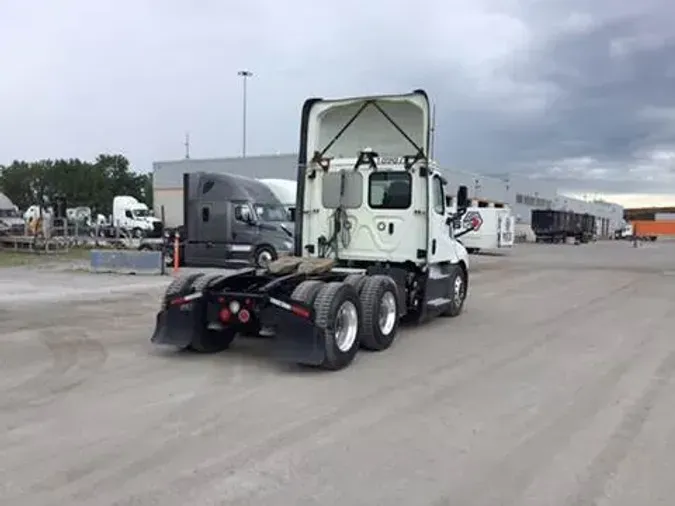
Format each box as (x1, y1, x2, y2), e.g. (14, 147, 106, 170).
(1, 241, 675, 506)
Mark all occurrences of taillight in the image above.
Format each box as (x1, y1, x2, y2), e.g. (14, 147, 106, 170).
(238, 308, 251, 323)
(219, 308, 231, 322)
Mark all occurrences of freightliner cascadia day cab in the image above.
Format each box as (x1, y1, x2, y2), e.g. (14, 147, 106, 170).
(151, 89, 472, 371)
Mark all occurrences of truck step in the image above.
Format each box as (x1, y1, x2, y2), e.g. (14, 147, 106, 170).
(427, 297, 451, 307)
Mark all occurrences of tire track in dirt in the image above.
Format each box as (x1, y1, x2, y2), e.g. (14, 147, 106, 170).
(0, 328, 108, 415)
(431, 303, 673, 506)
(568, 323, 675, 506)
(64, 277, 639, 504)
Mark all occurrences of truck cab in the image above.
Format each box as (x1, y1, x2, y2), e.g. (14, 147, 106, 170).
(112, 196, 162, 238)
(151, 90, 472, 371)
(183, 172, 294, 268)
(297, 91, 467, 267)
(258, 178, 297, 222)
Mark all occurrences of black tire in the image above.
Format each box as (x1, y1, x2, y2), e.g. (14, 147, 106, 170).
(440, 265, 467, 318)
(162, 272, 203, 309)
(312, 282, 361, 370)
(343, 273, 367, 293)
(191, 273, 226, 292)
(358, 275, 400, 351)
(188, 273, 235, 353)
(132, 227, 144, 238)
(254, 245, 277, 268)
(291, 280, 326, 305)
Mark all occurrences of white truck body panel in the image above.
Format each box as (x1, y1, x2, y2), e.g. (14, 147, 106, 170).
(301, 158, 427, 263)
(304, 92, 430, 161)
(447, 199, 515, 251)
(300, 90, 467, 267)
(459, 207, 515, 250)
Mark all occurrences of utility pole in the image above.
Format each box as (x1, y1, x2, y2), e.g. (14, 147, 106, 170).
(184, 132, 190, 159)
(237, 70, 253, 157)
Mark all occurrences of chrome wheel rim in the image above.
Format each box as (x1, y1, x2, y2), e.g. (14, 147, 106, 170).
(257, 250, 273, 267)
(379, 291, 397, 335)
(334, 300, 358, 352)
(453, 275, 465, 307)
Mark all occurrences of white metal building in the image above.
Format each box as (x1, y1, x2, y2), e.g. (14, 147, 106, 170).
(152, 154, 624, 234)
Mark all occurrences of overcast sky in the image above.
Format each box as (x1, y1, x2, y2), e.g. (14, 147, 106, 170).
(2, 0, 674, 205)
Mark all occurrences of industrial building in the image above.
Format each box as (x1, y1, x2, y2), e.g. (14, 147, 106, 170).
(152, 154, 625, 235)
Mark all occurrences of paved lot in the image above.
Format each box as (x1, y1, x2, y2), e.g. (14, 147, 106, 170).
(1, 241, 674, 506)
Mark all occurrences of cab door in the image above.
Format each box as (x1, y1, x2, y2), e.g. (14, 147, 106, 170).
(427, 173, 450, 263)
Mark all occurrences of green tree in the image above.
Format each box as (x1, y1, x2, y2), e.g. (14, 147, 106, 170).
(0, 154, 152, 215)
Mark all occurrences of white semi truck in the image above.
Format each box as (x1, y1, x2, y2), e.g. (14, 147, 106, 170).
(151, 89, 472, 371)
(112, 195, 162, 238)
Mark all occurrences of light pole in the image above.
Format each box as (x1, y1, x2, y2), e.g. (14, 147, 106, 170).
(237, 70, 252, 157)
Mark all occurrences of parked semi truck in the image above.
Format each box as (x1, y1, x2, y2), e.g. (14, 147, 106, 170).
(258, 178, 297, 221)
(531, 209, 595, 244)
(151, 89, 472, 371)
(183, 172, 294, 268)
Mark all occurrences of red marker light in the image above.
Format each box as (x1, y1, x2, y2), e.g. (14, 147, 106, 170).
(238, 308, 251, 323)
(291, 305, 311, 319)
(219, 308, 231, 322)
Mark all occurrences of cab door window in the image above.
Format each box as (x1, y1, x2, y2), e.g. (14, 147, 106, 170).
(432, 176, 445, 215)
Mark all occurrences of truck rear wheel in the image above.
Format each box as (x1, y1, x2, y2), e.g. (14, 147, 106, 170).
(162, 272, 202, 309)
(440, 265, 467, 318)
(291, 280, 326, 306)
(358, 275, 399, 351)
(313, 282, 361, 370)
(344, 273, 367, 293)
(187, 273, 236, 353)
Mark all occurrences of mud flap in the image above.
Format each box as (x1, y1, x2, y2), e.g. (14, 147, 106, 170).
(150, 303, 201, 349)
(267, 306, 326, 366)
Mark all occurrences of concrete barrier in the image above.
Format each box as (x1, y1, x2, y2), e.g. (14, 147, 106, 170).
(90, 249, 164, 275)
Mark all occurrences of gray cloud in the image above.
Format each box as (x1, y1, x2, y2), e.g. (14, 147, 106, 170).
(1, 0, 674, 199)
(431, 0, 675, 195)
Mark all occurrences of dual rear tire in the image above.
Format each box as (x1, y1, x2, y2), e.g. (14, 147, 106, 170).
(290, 275, 400, 370)
(161, 272, 236, 353)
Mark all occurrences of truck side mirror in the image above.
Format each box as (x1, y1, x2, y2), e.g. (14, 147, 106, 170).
(456, 185, 469, 209)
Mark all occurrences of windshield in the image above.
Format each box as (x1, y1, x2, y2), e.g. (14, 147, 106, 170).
(254, 204, 290, 222)
(0, 209, 20, 218)
(133, 209, 150, 218)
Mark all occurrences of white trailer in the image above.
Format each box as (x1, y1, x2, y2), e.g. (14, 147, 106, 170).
(450, 199, 515, 253)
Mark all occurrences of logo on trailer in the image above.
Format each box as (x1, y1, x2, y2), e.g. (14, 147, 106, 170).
(463, 211, 483, 231)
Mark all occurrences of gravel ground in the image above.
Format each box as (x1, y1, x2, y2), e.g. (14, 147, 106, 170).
(1, 241, 674, 506)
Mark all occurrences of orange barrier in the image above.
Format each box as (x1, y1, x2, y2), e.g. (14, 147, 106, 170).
(632, 220, 675, 237)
